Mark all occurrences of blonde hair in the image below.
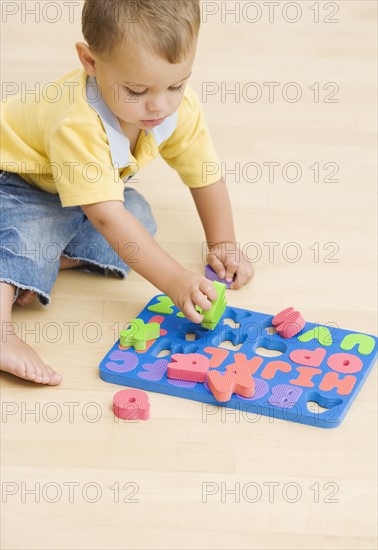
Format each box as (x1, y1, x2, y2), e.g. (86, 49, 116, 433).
(82, 0, 201, 63)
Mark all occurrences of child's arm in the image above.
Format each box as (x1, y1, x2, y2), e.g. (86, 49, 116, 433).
(81, 201, 217, 323)
(190, 178, 254, 289)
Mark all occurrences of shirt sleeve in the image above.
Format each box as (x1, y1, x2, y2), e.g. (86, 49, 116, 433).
(46, 116, 125, 207)
(159, 86, 223, 188)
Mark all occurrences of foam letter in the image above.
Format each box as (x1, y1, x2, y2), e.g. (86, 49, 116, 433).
(268, 385, 303, 408)
(207, 364, 254, 402)
(298, 326, 332, 346)
(113, 389, 150, 420)
(167, 353, 210, 383)
(327, 353, 363, 374)
(289, 348, 326, 367)
(290, 367, 322, 387)
(272, 307, 305, 338)
(319, 372, 357, 396)
(204, 347, 230, 368)
(261, 361, 292, 379)
(340, 333, 375, 356)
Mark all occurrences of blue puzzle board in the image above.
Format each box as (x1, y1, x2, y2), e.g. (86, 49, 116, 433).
(99, 295, 377, 428)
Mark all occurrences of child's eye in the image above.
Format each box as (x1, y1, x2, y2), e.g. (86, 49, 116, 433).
(169, 84, 185, 93)
(122, 83, 185, 97)
(123, 86, 147, 97)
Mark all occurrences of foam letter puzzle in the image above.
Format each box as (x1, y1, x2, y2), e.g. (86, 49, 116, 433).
(167, 353, 210, 382)
(99, 294, 377, 428)
(201, 281, 227, 330)
(113, 389, 150, 420)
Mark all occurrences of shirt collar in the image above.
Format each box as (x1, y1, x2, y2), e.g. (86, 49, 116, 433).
(86, 76, 178, 166)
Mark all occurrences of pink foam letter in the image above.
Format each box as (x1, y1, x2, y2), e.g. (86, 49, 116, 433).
(113, 389, 150, 420)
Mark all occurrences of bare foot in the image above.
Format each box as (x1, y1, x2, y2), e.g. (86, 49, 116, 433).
(0, 334, 62, 385)
(14, 257, 88, 307)
(15, 289, 36, 306)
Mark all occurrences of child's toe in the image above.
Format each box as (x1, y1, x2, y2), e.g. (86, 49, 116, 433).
(48, 371, 63, 386)
(25, 363, 37, 380)
(14, 360, 27, 380)
(32, 363, 44, 383)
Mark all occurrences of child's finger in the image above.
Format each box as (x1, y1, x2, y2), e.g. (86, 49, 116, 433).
(200, 280, 218, 302)
(182, 301, 204, 324)
(224, 260, 238, 282)
(230, 269, 248, 290)
(192, 289, 212, 312)
(230, 274, 243, 290)
(207, 256, 226, 279)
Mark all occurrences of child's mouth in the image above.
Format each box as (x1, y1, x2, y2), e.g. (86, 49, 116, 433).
(141, 117, 166, 127)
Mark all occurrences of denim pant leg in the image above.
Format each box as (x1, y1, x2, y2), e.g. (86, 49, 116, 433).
(0, 172, 88, 304)
(62, 186, 157, 277)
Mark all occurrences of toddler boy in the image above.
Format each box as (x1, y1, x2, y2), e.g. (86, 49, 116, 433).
(0, 0, 254, 385)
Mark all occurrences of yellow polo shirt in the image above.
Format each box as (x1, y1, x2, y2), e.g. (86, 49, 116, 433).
(0, 68, 222, 207)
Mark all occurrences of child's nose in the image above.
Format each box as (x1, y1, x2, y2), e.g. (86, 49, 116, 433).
(145, 96, 168, 116)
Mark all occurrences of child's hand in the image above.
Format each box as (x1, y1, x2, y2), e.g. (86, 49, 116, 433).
(164, 268, 218, 324)
(207, 242, 255, 290)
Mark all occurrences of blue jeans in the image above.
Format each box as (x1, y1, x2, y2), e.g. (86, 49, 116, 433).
(0, 171, 157, 304)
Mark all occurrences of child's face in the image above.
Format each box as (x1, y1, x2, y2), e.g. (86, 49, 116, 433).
(77, 40, 197, 130)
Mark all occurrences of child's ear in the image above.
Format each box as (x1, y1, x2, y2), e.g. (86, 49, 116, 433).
(75, 42, 97, 76)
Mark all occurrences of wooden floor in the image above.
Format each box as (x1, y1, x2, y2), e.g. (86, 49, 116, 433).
(1, 1, 377, 549)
